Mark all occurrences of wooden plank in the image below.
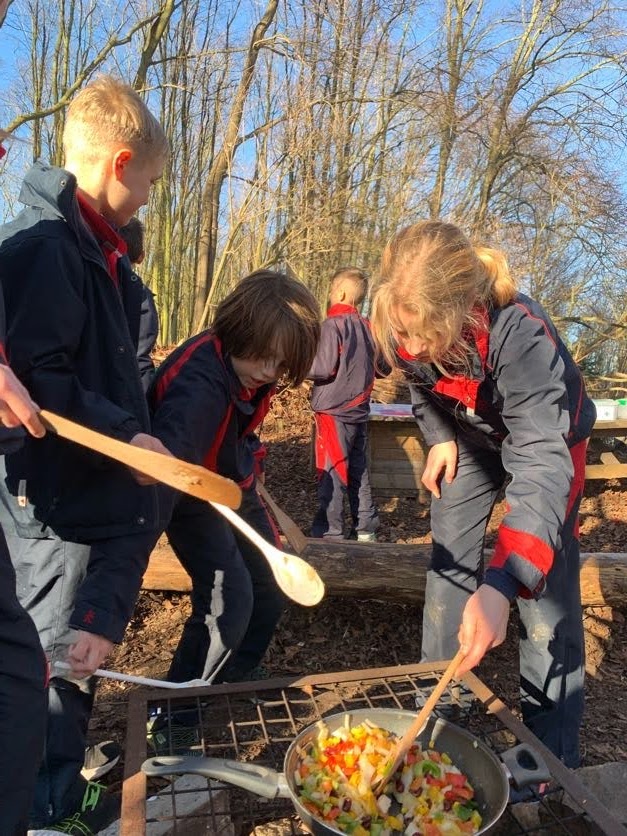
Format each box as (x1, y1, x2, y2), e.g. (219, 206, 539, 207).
(600, 452, 621, 466)
(143, 542, 627, 608)
(369, 438, 425, 456)
(590, 420, 627, 439)
(585, 463, 627, 480)
(370, 472, 423, 490)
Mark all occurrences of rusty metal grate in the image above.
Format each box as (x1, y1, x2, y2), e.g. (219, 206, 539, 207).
(121, 663, 626, 836)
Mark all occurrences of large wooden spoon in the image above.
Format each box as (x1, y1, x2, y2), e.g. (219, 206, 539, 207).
(211, 502, 325, 607)
(39, 411, 325, 607)
(40, 410, 242, 508)
(372, 649, 465, 796)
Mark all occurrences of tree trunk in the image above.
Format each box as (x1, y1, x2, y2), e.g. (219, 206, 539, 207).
(143, 539, 627, 608)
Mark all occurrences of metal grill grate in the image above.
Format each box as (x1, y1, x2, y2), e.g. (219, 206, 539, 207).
(121, 662, 626, 835)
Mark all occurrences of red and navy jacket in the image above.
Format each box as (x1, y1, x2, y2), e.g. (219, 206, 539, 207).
(148, 332, 273, 498)
(396, 293, 596, 600)
(309, 303, 376, 423)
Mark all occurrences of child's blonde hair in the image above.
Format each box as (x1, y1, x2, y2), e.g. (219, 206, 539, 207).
(371, 220, 517, 369)
(330, 266, 368, 307)
(63, 76, 168, 165)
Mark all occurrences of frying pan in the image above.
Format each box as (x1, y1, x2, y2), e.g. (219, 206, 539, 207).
(142, 707, 550, 835)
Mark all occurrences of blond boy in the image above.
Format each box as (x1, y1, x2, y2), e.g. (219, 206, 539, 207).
(309, 267, 380, 541)
(0, 76, 169, 833)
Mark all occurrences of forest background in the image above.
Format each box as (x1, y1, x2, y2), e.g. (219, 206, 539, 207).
(0, 0, 626, 391)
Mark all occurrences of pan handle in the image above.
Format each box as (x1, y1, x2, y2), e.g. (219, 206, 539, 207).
(500, 743, 552, 788)
(141, 755, 291, 799)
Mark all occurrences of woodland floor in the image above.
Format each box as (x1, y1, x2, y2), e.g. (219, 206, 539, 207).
(93, 386, 627, 802)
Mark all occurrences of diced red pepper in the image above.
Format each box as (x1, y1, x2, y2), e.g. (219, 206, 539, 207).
(445, 786, 474, 801)
(426, 775, 447, 788)
(445, 772, 468, 788)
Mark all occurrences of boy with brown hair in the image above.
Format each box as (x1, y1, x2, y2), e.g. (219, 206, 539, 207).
(309, 267, 380, 541)
(146, 271, 320, 725)
(119, 216, 160, 392)
(0, 76, 170, 833)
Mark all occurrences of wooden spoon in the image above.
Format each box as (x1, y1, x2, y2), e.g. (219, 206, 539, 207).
(39, 410, 242, 509)
(211, 502, 325, 607)
(40, 411, 325, 607)
(257, 481, 308, 555)
(372, 648, 465, 796)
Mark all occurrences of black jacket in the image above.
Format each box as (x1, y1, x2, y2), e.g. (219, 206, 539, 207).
(0, 162, 158, 542)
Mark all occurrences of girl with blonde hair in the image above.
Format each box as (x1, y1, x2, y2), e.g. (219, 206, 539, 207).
(371, 220, 595, 772)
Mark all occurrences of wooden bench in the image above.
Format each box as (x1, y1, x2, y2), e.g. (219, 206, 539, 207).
(367, 404, 627, 498)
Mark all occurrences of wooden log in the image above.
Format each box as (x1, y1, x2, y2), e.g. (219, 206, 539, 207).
(144, 539, 627, 608)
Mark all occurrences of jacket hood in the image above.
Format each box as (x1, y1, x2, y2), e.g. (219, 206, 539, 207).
(19, 161, 83, 230)
(17, 161, 102, 264)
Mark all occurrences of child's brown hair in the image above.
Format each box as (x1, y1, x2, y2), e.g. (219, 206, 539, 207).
(62, 75, 169, 165)
(119, 217, 145, 264)
(371, 220, 517, 370)
(213, 270, 321, 386)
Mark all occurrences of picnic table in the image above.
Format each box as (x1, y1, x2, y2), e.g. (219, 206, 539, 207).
(367, 403, 627, 499)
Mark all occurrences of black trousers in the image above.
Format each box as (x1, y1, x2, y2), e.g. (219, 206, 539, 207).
(0, 529, 47, 835)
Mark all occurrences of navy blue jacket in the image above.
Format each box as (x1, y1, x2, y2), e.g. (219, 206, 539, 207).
(309, 303, 376, 422)
(149, 332, 272, 493)
(397, 293, 595, 598)
(0, 162, 159, 640)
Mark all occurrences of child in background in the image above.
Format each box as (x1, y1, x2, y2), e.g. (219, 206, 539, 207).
(0, 127, 48, 836)
(371, 220, 595, 770)
(119, 216, 160, 392)
(146, 271, 320, 746)
(0, 77, 169, 833)
(309, 267, 379, 541)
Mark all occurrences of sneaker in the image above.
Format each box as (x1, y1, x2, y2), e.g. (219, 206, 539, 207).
(45, 781, 120, 834)
(147, 714, 201, 756)
(81, 740, 121, 781)
(357, 531, 376, 542)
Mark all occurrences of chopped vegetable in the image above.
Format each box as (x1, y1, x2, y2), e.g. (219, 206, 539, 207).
(294, 721, 482, 836)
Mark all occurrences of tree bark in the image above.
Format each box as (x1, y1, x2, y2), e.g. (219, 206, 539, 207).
(144, 539, 627, 608)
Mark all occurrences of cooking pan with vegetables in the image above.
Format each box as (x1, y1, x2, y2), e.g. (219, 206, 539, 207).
(142, 707, 550, 836)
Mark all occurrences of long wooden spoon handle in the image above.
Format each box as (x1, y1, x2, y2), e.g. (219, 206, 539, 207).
(39, 410, 242, 509)
(375, 648, 465, 793)
(257, 482, 308, 555)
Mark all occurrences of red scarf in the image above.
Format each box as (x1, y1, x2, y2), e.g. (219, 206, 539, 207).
(76, 193, 127, 286)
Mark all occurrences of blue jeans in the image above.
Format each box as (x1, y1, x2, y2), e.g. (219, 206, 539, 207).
(166, 487, 285, 684)
(421, 436, 585, 768)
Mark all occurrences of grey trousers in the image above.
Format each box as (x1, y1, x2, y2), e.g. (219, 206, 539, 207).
(421, 436, 585, 768)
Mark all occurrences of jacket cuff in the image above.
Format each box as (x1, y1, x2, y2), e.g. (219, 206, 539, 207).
(486, 551, 547, 600)
(483, 567, 520, 602)
(69, 602, 127, 644)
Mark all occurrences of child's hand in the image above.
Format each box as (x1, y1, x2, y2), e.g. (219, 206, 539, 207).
(129, 432, 173, 484)
(421, 440, 457, 498)
(0, 365, 45, 437)
(456, 585, 510, 675)
(67, 631, 114, 678)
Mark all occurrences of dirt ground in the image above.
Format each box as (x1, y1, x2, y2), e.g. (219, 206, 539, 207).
(94, 385, 627, 795)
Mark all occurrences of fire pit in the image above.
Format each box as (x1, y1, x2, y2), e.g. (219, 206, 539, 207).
(121, 662, 626, 835)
